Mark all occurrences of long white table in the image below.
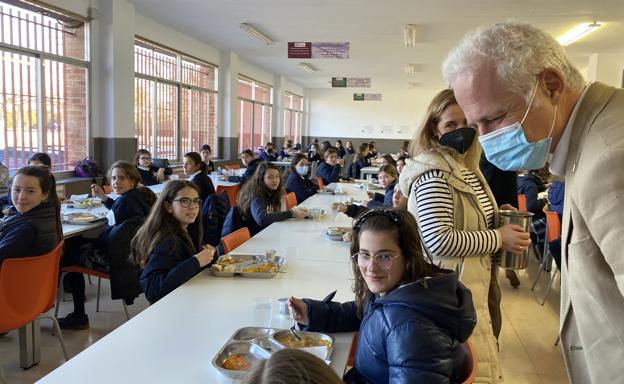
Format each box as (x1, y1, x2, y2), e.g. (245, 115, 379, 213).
(38, 185, 367, 383)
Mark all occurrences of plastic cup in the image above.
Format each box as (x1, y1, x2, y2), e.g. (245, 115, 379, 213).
(253, 297, 273, 327)
(266, 249, 277, 259)
(277, 297, 290, 317)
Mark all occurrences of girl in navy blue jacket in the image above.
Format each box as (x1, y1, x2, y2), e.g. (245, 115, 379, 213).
(289, 209, 477, 384)
(316, 148, 342, 185)
(236, 162, 308, 235)
(0, 166, 61, 264)
(135, 149, 165, 186)
(132, 180, 216, 304)
(284, 153, 319, 204)
(60, 161, 155, 329)
(366, 164, 397, 209)
(184, 152, 215, 201)
(352, 143, 371, 179)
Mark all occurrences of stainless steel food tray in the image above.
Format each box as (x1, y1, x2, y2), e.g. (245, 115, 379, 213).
(212, 326, 334, 379)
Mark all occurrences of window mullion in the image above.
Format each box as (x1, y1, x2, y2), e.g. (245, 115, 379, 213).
(36, 54, 45, 153)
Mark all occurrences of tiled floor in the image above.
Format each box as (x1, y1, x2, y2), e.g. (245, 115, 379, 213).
(0, 258, 568, 383)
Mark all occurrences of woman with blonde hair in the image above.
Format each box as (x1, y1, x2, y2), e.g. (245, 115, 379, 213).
(399, 89, 530, 383)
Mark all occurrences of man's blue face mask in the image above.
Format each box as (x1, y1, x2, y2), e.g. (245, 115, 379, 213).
(478, 80, 557, 171)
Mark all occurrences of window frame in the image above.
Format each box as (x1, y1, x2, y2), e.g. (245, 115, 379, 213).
(0, 0, 90, 173)
(283, 91, 303, 145)
(237, 75, 273, 152)
(134, 37, 219, 161)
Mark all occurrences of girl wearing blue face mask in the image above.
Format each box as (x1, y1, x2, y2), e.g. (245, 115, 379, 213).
(399, 89, 531, 383)
(285, 153, 319, 203)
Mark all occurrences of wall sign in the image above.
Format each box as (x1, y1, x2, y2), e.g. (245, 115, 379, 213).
(354, 93, 382, 101)
(289, 42, 350, 59)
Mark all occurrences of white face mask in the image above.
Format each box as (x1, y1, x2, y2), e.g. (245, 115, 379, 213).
(296, 166, 308, 176)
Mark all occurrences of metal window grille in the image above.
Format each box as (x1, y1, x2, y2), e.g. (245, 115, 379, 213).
(1, 2, 88, 173)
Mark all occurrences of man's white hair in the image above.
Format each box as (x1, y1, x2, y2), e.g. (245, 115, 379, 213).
(442, 21, 585, 102)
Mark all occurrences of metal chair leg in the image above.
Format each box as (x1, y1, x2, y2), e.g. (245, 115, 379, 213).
(540, 269, 559, 305)
(38, 314, 69, 361)
(122, 301, 130, 320)
(55, 272, 65, 318)
(87, 275, 93, 285)
(96, 277, 102, 312)
(0, 365, 6, 384)
(555, 335, 560, 346)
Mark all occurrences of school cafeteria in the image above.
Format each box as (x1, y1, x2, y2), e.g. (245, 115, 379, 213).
(1, 0, 623, 383)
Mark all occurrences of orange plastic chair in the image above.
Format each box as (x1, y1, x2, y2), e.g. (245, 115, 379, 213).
(316, 176, 325, 189)
(347, 331, 359, 367)
(216, 183, 240, 206)
(517, 194, 527, 212)
(221, 227, 251, 254)
(224, 164, 241, 170)
(544, 210, 561, 243)
(55, 266, 130, 320)
(103, 185, 113, 194)
(459, 340, 478, 384)
(285, 192, 297, 209)
(0, 241, 68, 360)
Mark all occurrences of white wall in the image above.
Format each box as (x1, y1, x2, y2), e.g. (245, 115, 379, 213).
(307, 88, 441, 140)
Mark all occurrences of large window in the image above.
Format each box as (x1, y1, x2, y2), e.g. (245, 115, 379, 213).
(237, 76, 272, 152)
(283, 92, 303, 145)
(0, 1, 89, 172)
(134, 39, 218, 160)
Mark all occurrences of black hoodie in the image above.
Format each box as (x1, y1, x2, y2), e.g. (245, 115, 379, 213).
(303, 271, 476, 384)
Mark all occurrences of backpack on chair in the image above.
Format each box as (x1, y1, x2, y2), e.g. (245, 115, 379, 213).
(202, 192, 230, 247)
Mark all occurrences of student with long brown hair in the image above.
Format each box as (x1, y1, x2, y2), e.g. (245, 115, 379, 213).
(284, 153, 318, 203)
(289, 209, 476, 383)
(352, 142, 371, 179)
(132, 180, 215, 304)
(236, 162, 307, 235)
(0, 166, 61, 263)
(183, 151, 215, 201)
(60, 161, 154, 329)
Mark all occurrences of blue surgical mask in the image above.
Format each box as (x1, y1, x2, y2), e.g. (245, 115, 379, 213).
(296, 166, 308, 175)
(479, 81, 557, 171)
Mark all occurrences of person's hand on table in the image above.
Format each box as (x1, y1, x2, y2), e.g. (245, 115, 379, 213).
(291, 206, 308, 219)
(342, 230, 353, 243)
(288, 297, 309, 326)
(332, 202, 347, 213)
(499, 203, 517, 211)
(156, 168, 166, 183)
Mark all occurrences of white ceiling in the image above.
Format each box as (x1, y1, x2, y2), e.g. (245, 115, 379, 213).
(128, 0, 624, 90)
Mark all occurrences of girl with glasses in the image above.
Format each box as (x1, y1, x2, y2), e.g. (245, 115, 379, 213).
(289, 209, 476, 383)
(134, 149, 166, 186)
(131, 180, 216, 304)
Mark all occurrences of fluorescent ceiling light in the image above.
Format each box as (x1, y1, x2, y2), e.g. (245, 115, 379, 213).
(557, 22, 601, 46)
(405, 63, 421, 76)
(404, 24, 418, 47)
(240, 23, 274, 45)
(298, 62, 319, 73)
(407, 82, 420, 89)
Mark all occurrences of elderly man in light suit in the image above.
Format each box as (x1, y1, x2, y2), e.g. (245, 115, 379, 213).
(442, 21, 624, 383)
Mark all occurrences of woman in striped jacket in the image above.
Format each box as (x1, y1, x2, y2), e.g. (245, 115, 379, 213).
(399, 89, 531, 384)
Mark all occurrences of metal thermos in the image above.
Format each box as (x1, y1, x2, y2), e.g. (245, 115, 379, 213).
(498, 210, 533, 270)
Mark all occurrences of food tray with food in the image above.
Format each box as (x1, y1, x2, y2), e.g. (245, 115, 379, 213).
(210, 254, 285, 278)
(325, 227, 351, 241)
(63, 198, 102, 209)
(212, 327, 334, 379)
(62, 212, 107, 225)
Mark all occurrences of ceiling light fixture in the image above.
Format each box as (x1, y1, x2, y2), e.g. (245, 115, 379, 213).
(557, 22, 602, 46)
(240, 23, 274, 45)
(404, 24, 418, 47)
(298, 62, 319, 73)
(405, 63, 420, 76)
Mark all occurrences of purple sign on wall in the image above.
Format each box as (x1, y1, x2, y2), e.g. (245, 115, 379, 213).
(288, 42, 312, 59)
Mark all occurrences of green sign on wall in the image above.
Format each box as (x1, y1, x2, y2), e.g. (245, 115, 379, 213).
(353, 93, 365, 101)
(332, 77, 347, 87)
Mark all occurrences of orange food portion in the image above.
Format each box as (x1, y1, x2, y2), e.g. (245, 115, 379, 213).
(276, 334, 330, 349)
(222, 354, 251, 370)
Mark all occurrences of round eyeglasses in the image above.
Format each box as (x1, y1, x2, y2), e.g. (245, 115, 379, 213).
(172, 197, 202, 208)
(351, 252, 400, 271)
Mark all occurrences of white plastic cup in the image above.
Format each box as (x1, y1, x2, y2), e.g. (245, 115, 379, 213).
(277, 297, 290, 317)
(253, 297, 273, 327)
(169, 174, 180, 180)
(265, 249, 277, 259)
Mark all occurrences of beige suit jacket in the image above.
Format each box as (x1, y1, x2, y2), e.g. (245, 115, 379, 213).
(559, 82, 624, 383)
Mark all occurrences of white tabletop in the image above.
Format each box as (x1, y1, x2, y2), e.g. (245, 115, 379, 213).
(359, 166, 380, 175)
(61, 204, 108, 239)
(41, 188, 363, 383)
